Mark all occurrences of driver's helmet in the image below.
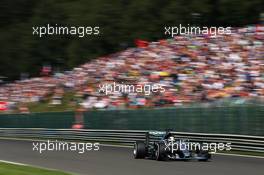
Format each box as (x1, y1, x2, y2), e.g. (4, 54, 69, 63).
(168, 136, 175, 141)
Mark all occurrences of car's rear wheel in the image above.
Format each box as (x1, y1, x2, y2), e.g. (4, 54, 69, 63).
(155, 142, 166, 161)
(134, 141, 146, 159)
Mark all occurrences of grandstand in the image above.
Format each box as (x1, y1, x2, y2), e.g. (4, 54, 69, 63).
(0, 26, 263, 112)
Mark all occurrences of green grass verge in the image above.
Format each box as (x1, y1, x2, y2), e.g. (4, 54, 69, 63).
(0, 162, 72, 175)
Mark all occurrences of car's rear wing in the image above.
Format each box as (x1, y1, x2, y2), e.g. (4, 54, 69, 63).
(145, 131, 167, 145)
(148, 131, 167, 136)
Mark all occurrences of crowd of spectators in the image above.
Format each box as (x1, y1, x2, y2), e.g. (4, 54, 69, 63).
(0, 26, 263, 111)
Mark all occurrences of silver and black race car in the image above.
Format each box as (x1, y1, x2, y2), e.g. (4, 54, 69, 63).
(133, 131, 211, 161)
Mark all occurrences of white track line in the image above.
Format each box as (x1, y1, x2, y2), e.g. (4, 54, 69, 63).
(0, 160, 27, 166)
(214, 152, 264, 159)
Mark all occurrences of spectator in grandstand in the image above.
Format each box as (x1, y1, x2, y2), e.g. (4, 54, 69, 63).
(0, 26, 263, 111)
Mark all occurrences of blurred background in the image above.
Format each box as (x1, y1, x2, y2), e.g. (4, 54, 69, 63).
(0, 0, 263, 115)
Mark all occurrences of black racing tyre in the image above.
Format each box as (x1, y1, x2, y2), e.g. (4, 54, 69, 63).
(198, 151, 211, 161)
(133, 141, 146, 159)
(155, 142, 166, 161)
(178, 151, 185, 158)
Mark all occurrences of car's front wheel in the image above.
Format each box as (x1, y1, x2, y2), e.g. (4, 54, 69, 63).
(198, 151, 211, 161)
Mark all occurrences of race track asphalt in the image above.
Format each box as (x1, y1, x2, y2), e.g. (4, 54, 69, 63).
(0, 139, 263, 175)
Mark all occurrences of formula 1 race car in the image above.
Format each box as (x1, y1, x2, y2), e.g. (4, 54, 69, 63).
(133, 131, 211, 161)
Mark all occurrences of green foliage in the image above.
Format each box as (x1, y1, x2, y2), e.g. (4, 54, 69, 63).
(0, 0, 263, 80)
(0, 162, 71, 175)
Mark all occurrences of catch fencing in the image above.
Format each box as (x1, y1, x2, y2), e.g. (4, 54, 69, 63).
(0, 106, 263, 136)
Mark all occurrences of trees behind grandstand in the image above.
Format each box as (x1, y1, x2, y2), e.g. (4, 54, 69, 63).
(0, 0, 263, 80)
